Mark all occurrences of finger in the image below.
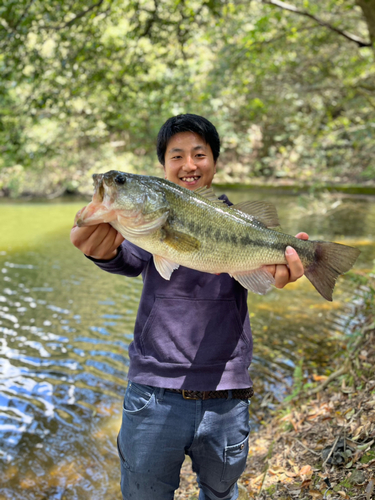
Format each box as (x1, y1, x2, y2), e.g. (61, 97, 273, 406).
(85, 224, 114, 257)
(274, 264, 291, 289)
(295, 232, 309, 240)
(96, 225, 123, 257)
(88, 225, 123, 259)
(73, 206, 87, 226)
(94, 223, 113, 250)
(263, 264, 276, 278)
(70, 224, 98, 247)
(285, 246, 304, 282)
(71, 223, 112, 256)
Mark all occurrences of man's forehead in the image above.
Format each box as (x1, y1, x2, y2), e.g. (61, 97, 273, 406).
(168, 143, 207, 152)
(168, 131, 207, 147)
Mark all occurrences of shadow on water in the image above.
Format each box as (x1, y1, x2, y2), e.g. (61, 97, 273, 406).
(0, 191, 374, 499)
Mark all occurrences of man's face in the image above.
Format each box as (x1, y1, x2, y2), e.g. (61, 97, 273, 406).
(164, 131, 216, 190)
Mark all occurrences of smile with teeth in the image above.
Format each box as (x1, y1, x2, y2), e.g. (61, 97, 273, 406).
(181, 176, 200, 182)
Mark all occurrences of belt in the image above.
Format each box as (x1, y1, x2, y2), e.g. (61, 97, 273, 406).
(166, 387, 254, 401)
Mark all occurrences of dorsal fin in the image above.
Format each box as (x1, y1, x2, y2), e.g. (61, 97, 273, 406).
(232, 201, 280, 228)
(194, 186, 225, 204)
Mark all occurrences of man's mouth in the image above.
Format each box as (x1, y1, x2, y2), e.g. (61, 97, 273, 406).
(180, 176, 200, 183)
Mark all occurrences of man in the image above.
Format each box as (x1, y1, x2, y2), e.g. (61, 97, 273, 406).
(70, 114, 307, 500)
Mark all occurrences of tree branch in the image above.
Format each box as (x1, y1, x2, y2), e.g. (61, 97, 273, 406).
(139, 0, 160, 38)
(44, 0, 105, 30)
(262, 0, 371, 48)
(12, 0, 37, 31)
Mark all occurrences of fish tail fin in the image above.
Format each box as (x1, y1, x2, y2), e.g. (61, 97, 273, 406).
(304, 241, 360, 301)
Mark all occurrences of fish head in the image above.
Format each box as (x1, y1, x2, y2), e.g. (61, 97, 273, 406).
(76, 171, 167, 227)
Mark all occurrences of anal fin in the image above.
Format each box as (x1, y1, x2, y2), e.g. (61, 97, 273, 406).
(231, 268, 275, 294)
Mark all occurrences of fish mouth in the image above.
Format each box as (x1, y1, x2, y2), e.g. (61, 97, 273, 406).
(76, 202, 116, 227)
(76, 172, 117, 226)
(92, 173, 105, 203)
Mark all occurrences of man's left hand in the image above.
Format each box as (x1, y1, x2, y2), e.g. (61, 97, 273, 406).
(264, 232, 309, 289)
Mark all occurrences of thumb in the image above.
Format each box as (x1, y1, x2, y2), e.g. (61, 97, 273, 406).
(73, 206, 86, 226)
(295, 232, 309, 241)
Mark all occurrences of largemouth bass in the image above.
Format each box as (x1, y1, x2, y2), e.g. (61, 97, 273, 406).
(77, 170, 360, 301)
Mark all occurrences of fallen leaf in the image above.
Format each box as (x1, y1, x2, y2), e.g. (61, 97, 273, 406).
(361, 459, 375, 468)
(357, 439, 374, 451)
(268, 466, 286, 475)
(299, 465, 313, 479)
(301, 479, 312, 489)
(309, 489, 323, 499)
(345, 408, 355, 419)
(312, 374, 328, 382)
(285, 471, 298, 478)
(337, 491, 349, 499)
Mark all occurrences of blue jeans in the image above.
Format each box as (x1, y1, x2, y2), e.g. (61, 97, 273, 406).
(117, 382, 251, 500)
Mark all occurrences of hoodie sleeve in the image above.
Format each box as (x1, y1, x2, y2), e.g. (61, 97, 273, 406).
(85, 240, 152, 277)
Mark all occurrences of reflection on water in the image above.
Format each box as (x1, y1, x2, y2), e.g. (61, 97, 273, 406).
(0, 192, 374, 498)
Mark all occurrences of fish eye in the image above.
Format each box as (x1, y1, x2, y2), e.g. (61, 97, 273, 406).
(114, 174, 126, 185)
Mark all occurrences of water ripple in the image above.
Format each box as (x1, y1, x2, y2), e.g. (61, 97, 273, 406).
(0, 196, 374, 499)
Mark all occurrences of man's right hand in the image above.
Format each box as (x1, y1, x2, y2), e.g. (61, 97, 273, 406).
(70, 207, 125, 260)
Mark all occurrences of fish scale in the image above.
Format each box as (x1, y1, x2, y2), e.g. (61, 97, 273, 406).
(77, 171, 360, 301)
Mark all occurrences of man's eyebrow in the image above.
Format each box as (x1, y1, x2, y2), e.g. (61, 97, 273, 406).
(168, 145, 206, 153)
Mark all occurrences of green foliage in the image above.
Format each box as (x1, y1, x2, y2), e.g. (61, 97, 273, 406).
(0, 0, 375, 194)
(284, 359, 305, 402)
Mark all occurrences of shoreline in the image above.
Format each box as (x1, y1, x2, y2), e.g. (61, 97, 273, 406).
(1, 181, 375, 201)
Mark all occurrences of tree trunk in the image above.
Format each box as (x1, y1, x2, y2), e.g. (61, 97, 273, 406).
(356, 0, 375, 47)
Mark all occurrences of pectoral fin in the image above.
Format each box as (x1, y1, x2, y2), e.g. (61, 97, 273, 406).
(153, 255, 180, 280)
(162, 226, 201, 252)
(231, 268, 275, 294)
(116, 212, 169, 238)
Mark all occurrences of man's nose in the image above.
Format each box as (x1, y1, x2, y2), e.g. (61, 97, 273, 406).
(182, 156, 197, 171)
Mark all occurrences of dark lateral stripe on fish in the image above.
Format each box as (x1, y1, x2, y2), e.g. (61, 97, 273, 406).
(238, 236, 277, 248)
(199, 228, 291, 251)
(213, 232, 291, 252)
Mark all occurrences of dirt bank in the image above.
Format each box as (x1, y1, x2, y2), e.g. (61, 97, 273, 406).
(176, 276, 375, 500)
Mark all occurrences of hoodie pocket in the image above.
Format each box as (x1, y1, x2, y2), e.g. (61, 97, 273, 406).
(140, 296, 249, 365)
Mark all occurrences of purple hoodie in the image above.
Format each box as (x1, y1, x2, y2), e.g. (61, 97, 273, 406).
(89, 196, 253, 391)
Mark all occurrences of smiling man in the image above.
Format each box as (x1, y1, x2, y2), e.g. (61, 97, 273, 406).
(162, 131, 217, 188)
(70, 113, 307, 500)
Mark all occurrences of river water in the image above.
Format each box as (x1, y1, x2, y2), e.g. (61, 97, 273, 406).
(0, 189, 374, 499)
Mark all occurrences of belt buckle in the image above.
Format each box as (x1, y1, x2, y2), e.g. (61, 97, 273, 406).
(182, 390, 199, 400)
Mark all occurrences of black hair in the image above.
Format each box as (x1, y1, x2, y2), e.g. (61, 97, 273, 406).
(156, 113, 220, 166)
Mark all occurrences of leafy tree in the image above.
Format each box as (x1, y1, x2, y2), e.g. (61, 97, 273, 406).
(0, 0, 374, 195)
